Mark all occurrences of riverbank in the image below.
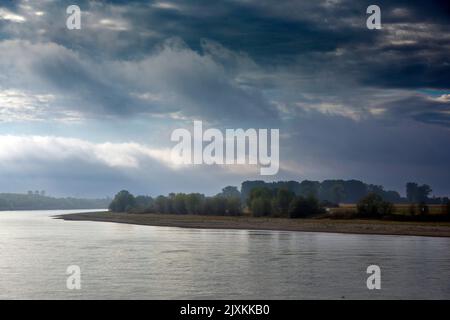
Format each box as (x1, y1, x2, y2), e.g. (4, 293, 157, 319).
(55, 211, 450, 237)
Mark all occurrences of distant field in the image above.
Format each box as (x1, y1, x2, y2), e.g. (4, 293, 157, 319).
(332, 204, 447, 215)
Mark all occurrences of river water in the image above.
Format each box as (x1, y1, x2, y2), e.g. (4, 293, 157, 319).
(0, 210, 449, 299)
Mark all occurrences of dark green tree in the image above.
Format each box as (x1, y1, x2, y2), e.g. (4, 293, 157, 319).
(331, 184, 345, 204)
(219, 186, 241, 198)
(288, 195, 322, 218)
(406, 182, 418, 203)
(357, 193, 393, 218)
(406, 182, 432, 203)
(153, 195, 167, 213)
(247, 187, 273, 207)
(185, 193, 204, 215)
(250, 197, 272, 217)
(225, 197, 242, 216)
(298, 180, 320, 198)
(109, 190, 135, 212)
(173, 193, 187, 215)
(272, 188, 295, 216)
(417, 184, 432, 203)
(134, 195, 154, 211)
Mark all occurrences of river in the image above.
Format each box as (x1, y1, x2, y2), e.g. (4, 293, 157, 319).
(0, 210, 449, 299)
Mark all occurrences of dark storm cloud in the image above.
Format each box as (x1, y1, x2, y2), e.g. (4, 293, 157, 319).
(32, 45, 151, 116)
(1, 0, 450, 195)
(2, 0, 449, 122)
(360, 56, 450, 90)
(377, 95, 450, 127)
(281, 111, 450, 194)
(3, 0, 448, 94)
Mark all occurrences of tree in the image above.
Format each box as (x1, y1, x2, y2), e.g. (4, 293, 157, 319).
(343, 180, 368, 202)
(247, 187, 273, 217)
(331, 184, 345, 204)
(406, 182, 418, 203)
(134, 195, 154, 212)
(250, 197, 272, 217)
(240, 180, 301, 202)
(406, 182, 432, 203)
(288, 195, 322, 218)
(319, 180, 364, 203)
(0, 197, 11, 210)
(211, 196, 227, 215)
(241, 181, 267, 202)
(225, 197, 242, 216)
(357, 193, 393, 218)
(383, 190, 401, 203)
(154, 195, 168, 213)
(247, 187, 273, 207)
(298, 180, 320, 198)
(417, 184, 432, 203)
(368, 184, 384, 197)
(109, 190, 135, 212)
(219, 186, 240, 198)
(185, 193, 204, 215)
(173, 193, 187, 214)
(272, 188, 294, 216)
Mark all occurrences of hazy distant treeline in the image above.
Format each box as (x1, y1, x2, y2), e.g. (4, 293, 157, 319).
(0, 193, 110, 211)
(241, 180, 448, 204)
(108, 179, 449, 220)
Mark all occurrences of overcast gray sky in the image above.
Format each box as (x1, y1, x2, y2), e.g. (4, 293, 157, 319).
(0, 0, 449, 197)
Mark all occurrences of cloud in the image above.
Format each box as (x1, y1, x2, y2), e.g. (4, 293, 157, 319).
(0, 40, 149, 118)
(374, 94, 450, 127)
(0, 89, 81, 122)
(0, 0, 449, 196)
(0, 134, 279, 197)
(0, 135, 178, 197)
(280, 111, 450, 195)
(0, 8, 26, 23)
(0, 38, 278, 125)
(0, 135, 174, 170)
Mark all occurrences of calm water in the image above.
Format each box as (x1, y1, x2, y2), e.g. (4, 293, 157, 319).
(0, 210, 449, 299)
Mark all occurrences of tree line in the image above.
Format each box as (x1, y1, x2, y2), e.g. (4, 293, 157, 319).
(245, 187, 324, 218)
(0, 193, 110, 211)
(109, 188, 242, 216)
(241, 180, 448, 205)
(109, 180, 450, 220)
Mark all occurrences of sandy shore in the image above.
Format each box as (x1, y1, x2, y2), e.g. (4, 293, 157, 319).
(55, 211, 450, 237)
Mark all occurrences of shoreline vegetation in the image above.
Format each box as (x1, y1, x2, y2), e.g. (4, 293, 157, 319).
(0, 192, 110, 211)
(106, 180, 450, 222)
(56, 179, 450, 237)
(56, 211, 450, 237)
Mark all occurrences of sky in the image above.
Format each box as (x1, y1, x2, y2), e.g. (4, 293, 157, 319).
(0, 0, 449, 198)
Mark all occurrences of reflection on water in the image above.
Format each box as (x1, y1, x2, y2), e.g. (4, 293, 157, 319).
(0, 210, 449, 299)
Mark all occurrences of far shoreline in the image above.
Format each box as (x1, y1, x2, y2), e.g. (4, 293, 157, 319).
(54, 211, 450, 238)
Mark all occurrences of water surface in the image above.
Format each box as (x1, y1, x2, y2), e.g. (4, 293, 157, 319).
(1, 210, 449, 299)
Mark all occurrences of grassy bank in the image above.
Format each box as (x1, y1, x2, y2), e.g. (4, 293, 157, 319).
(55, 211, 450, 237)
